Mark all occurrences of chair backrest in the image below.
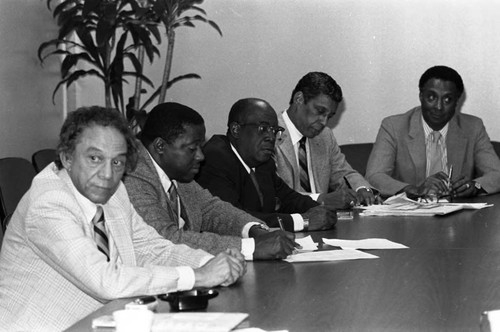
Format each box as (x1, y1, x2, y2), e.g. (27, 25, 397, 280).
(0, 158, 36, 221)
(32, 148, 57, 173)
(491, 141, 500, 159)
(339, 143, 374, 176)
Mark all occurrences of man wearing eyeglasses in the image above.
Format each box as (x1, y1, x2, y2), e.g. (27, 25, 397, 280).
(275, 72, 378, 208)
(196, 98, 337, 232)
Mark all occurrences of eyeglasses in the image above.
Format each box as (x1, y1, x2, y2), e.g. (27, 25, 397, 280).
(238, 123, 285, 138)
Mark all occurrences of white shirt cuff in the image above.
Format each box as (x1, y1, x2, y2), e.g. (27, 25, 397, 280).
(291, 213, 304, 231)
(175, 266, 195, 291)
(241, 238, 255, 261)
(356, 186, 371, 192)
(175, 255, 213, 291)
(242, 222, 261, 238)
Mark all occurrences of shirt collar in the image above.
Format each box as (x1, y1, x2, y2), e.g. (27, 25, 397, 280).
(147, 149, 176, 192)
(421, 115, 449, 139)
(283, 109, 304, 146)
(230, 143, 253, 174)
(64, 169, 102, 224)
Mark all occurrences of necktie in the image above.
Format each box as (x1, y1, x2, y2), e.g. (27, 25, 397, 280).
(428, 131, 446, 176)
(249, 169, 264, 208)
(92, 206, 110, 261)
(298, 136, 311, 193)
(168, 183, 179, 219)
(168, 183, 189, 230)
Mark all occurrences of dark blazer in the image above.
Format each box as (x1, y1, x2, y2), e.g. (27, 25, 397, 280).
(196, 135, 318, 231)
(123, 144, 264, 255)
(366, 107, 500, 196)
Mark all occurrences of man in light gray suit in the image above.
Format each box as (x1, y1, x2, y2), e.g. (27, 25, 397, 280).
(275, 72, 378, 207)
(123, 102, 297, 260)
(366, 65, 500, 198)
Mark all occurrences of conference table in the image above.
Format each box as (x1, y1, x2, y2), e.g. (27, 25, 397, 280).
(66, 194, 500, 332)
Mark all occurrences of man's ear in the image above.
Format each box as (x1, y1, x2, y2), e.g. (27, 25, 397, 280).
(153, 137, 165, 153)
(59, 151, 72, 171)
(229, 122, 240, 138)
(418, 90, 424, 104)
(294, 91, 304, 105)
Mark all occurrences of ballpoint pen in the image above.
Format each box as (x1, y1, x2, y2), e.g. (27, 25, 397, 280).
(447, 165, 453, 190)
(277, 216, 285, 231)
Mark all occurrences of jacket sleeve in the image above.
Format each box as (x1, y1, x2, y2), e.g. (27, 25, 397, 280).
(124, 172, 243, 255)
(366, 117, 409, 196)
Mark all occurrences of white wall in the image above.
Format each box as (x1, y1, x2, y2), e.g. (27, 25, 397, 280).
(2, 0, 500, 160)
(0, 0, 64, 159)
(141, 0, 500, 143)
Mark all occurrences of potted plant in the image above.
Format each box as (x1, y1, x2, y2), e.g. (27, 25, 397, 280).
(38, 0, 160, 116)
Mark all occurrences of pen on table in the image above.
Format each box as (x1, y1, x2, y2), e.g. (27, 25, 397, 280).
(343, 176, 357, 207)
(278, 216, 301, 252)
(447, 165, 453, 189)
(277, 216, 285, 231)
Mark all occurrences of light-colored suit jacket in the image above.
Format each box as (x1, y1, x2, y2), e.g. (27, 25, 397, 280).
(123, 144, 262, 255)
(366, 107, 500, 196)
(276, 112, 370, 193)
(0, 164, 209, 331)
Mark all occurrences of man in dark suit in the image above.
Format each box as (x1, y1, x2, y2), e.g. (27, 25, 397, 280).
(123, 102, 296, 260)
(366, 65, 500, 198)
(196, 98, 337, 232)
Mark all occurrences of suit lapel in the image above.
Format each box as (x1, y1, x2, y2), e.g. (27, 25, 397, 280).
(103, 203, 136, 266)
(446, 116, 467, 180)
(407, 109, 427, 182)
(277, 114, 300, 188)
(309, 133, 329, 192)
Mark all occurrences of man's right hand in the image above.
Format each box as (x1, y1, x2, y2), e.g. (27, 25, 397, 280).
(253, 230, 297, 260)
(301, 205, 337, 231)
(317, 188, 357, 209)
(194, 249, 246, 288)
(404, 171, 450, 197)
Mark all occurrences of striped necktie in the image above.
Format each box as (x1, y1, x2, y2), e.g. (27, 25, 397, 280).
(92, 206, 110, 261)
(428, 131, 446, 176)
(299, 136, 311, 192)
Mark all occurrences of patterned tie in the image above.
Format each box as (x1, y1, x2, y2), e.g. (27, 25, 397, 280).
(168, 183, 189, 229)
(249, 169, 264, 208)
(92, 206, 110, 261)
(428, 131, 446, 176)
(298, 136, 311, 192)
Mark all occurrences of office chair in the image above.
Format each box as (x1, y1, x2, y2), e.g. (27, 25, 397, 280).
(339, 143, 374, 176)
(0, 158, 36, 222)
(491, 141, 500, 159)
(32, 148, 57, 173)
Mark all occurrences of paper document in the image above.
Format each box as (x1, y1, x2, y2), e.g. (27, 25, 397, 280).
(152, 312, 248, 332)
(294, 235, 318, 252)
(360, 203, 462, 216)
(359, 193, 465, 216)
(441, 202, 493, 209)
(322, 238, 408, 249)
(284, 249, 378, 263)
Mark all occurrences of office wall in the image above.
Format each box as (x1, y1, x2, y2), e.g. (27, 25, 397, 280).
(2, 0, 500, 159)
(82, 0, 500, 143)
(0, 0, 64, 159)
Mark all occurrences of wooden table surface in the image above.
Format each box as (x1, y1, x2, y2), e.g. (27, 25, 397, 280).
(66, 194, 500, 332)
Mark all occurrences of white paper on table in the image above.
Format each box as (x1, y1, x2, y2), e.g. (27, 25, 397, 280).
(152, 312, 248, 332)
(322, 238, 408, 249)
(284, 249, 378, 263)
(294, 235, 318, 252)
(441, 202, 494, 209)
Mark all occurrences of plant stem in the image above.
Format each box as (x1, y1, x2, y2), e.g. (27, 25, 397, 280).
(133, 46, 145, 111)
(158, 29, 175, 104)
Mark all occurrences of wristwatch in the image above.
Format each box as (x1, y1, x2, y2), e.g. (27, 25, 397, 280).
(474, 181, 482, 191)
